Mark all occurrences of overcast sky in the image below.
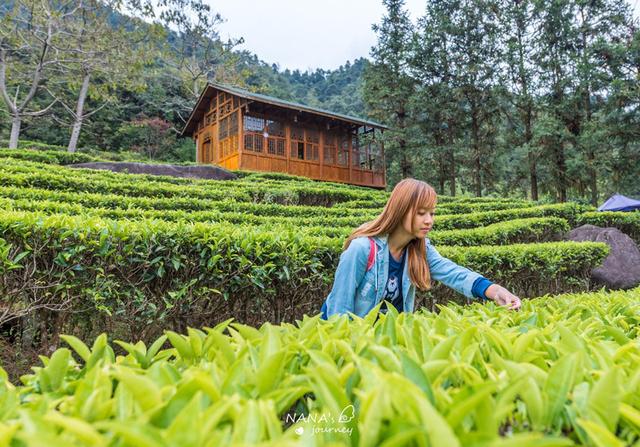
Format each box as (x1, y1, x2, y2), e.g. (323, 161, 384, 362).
(211, 0, 640, 72)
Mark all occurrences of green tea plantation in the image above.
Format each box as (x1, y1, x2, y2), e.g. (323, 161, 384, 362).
(1, 147, 639, 446)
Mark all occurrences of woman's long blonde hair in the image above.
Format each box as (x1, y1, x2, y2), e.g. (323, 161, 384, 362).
(344, 178, 437, 291)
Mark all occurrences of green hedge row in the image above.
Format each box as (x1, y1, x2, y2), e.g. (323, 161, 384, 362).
(429, 217, 569, 246)
(0, 171, 249, 203)
(1, 156, 380, 196)
(336, 196, 531, 210)
(1, 143, 173, 162)
(331, 198, 537, 214)
(0, 210, 609, 348)
(1, 153, 386, 202)
(0, 140, 67, 151)
(0, 148, 101, 165)
(0, 158, 383, 207)
(0, 179, 530, 222)
(0, 187, 584, 239)
(576, 211, 640, 244)
(0, 185, 378, 218)
(433, 203, 592, 230)
(426, 241, 610, 306)
(0, 196, 571, 246)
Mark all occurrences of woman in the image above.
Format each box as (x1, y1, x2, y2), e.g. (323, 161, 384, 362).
(321, 178, 521, 319)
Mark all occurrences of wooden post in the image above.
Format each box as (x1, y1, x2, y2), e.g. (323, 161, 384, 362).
(380, 130, 386, 188)
(348, 128, 353, 185)
(319, 127, 324, 179)
(237, 105, 243, 169)
(212, 96, 219, 165)
(215, 92, 220, 163)
(285, 121, 291, 174)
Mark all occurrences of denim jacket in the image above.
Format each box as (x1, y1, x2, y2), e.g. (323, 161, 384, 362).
(322, 234, 483, 318)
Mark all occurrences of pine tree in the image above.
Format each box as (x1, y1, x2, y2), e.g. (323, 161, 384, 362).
(364, 0, 416, 182)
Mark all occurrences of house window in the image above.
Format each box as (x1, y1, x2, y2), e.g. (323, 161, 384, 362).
(368, 141, 383, 171)
(323, 132, 337, 165)
(244, 134, 263, 153)
(266, 119, 285, 138)
(244, 115, 264, 132)
(338, 137, 349, 166)
(229, 112, 239, 135)
(268, 138, 285, 156)
(353, 131, 380, 170)
(265, 119, 285, 157)
(218, 116, 229, 140)
(243, 114, 265, 153)
(291, 126, 305, 160)
(351, 135, 360, 167)
(306, 129, 319, 161)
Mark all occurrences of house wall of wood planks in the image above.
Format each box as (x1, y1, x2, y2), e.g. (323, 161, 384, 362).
(189, 87, 386, 188)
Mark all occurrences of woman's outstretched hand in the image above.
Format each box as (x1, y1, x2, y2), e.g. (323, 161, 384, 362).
(485, 284, 521, 310)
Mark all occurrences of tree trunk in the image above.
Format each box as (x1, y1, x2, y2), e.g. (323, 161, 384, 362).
(9, 115, 21, 149)
(437, 148, 446, 194)
(579, 8, 598, 207)
(446, 121, 456, 196)
(436, 144, 447, 194)
(525, 108, 538, 201)
(587, 149, 597, 206)
(528, 151, 538, 201)
(68, 72, 91, 153)
(553, 141, 568, 202)
(584, 84, 597, 206)
(471, 106, 482, 197)
(397, 104, 412, 178)
(515, 6, 537, 201)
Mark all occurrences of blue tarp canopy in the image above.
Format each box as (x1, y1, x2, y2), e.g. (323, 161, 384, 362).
(598, 193, 640, 212)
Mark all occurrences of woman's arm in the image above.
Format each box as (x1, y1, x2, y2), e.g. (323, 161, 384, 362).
(426, 239, 521, 310)
(426, 239, 483, 298)
(325, 238, 369, 317)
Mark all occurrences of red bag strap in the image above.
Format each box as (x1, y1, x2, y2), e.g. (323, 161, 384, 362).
(366, 237, 376, 271)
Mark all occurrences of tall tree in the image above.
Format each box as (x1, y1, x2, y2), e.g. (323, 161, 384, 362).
(572, 0, 632, 205)
(499, 0, 540, 200)
(531, 0, 578, 201)
(449, 0, 502, 197)
(364, 0, 416, 181)
(599, 20, 640, 196)
(412, 0, 463, 195)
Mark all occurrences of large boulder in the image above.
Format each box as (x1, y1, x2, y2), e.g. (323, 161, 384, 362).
(565, 224, 640, 289)
(69, 162, 237, 181)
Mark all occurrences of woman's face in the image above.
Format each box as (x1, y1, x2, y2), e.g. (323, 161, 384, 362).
(402, 206, 435, 239)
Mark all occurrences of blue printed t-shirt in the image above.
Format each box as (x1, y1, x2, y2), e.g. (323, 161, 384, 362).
(380, 248, 406, 313)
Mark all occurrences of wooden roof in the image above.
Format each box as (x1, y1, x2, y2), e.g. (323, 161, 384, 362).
(181, 83, 389, 137)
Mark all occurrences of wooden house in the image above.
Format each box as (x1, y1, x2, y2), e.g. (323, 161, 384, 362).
(181, 83, 387, 188)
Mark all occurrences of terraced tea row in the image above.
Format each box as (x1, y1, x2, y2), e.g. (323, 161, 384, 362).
(0, 156, 536, 211)
(0, 185, 594, 230)
(0, 209, 608, 344)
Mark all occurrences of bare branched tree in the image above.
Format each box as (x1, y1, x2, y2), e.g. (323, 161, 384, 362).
(0, 0, 83, 148)
(157, 0, 245, 124)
